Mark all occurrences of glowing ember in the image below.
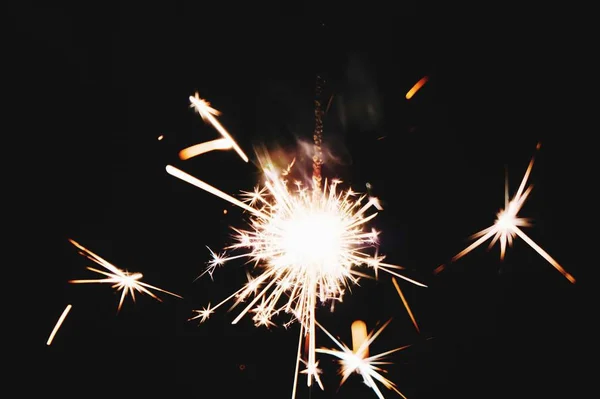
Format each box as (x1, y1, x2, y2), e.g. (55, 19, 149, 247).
(168, 161, 426, 396)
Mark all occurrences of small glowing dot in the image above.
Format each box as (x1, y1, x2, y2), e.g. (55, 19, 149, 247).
(158, 135, 164, 141)
(223, 209, 228, 214)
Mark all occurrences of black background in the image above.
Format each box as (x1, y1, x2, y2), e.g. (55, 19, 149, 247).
(9, 3, 590, 398)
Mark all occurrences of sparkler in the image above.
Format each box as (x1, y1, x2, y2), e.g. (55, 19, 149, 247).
(170, 92, 426, 398)
(68, 239, 183, 311)
(188, 92, 248, 162)
(169, 162, 426, 392)
(450, 143, 575, 283)
(316, 319, 411, 399)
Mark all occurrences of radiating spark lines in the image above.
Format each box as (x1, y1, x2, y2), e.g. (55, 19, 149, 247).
(168, 160, 427, 397)
(166, 92, 428, 399)
(68, 239, 183, 311)
(188, 92, 248, 162)
(450, 143, 575, 283)
(317, 319, 411, 399)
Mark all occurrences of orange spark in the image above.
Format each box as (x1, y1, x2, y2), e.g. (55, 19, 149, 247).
(47, 304, 72, 345)
(179, 138, 233, 160)
(433, 264, 445, 275)
(351, 320, 369, 356)
(451, 143, 575, 283)
(405, 76, 429, 100)
(392, 277, 420, 333)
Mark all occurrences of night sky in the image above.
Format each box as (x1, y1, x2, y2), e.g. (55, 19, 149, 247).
(11, 3, 589, 398)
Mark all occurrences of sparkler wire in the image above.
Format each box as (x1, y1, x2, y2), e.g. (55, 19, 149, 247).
(312, 75, 325, 191)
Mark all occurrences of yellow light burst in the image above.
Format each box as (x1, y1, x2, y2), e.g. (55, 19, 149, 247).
(451, 143, 575, 283)
(170, 93, 426, 398)
(317, 319, 411, 399)
(68, 239, 183, 311)
(168, 160, 426, 396)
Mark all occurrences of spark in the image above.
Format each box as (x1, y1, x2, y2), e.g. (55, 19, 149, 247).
(157, 135, 164, 141)
(451, 143, 575, 283)
(432, 264, 445, 275)
(47, 304, 72, 345)
(189, 303, 213, 323)
(193, 245, 238, 282)
(68, 239, 183, 311)
(167, 161, 426, 397)
(405, 76, 429, 100)
(179, 138, 233, 160)
(392, 277, 420, 333)
(188, 92, 248, 162)
(316, 319, 410, 399)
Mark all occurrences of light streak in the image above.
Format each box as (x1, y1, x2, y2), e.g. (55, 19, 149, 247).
(392, 277, 420, 333)
(179, 138, 232, 160)
(432, 264, 445, 275)
(46, 304, 72, 345)
(188, 92, 248, 162)
(68, 239, 183, 311)
(405, 76, 429, 100)
(317, 319, 410, 399)
(451, 143, 575, 283)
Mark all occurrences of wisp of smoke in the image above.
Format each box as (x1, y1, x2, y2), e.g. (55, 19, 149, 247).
(334, 54, 383, 133)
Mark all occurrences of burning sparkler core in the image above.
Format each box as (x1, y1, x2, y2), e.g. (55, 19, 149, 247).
(171, 159, 426, 396)
(170, 92, 426, 398)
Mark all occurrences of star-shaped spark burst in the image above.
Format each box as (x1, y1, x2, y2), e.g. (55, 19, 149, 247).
(167, 159, 426, 395)
(167, 93, 427, 398)
(316, 319, 411, 399)
(68, 239, 182, 311)
(450, 143, 575, 283)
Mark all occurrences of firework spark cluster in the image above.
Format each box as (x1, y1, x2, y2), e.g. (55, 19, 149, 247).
(49, 76, 576, 398)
